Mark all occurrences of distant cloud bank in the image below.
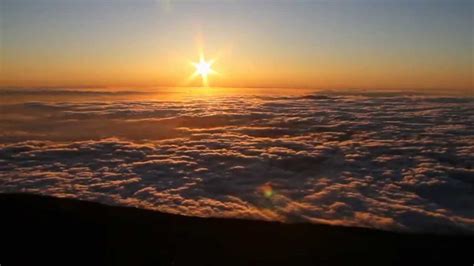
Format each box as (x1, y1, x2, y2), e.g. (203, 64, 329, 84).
(1, 92, 473, 233)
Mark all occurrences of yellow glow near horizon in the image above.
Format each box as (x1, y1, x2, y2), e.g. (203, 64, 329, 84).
(191, 54, 216, 87)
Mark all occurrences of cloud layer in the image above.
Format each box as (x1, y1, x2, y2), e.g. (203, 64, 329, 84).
(1, 92, 473, 232)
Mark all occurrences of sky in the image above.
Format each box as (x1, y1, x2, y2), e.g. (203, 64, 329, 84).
(0, 0, 473, 91)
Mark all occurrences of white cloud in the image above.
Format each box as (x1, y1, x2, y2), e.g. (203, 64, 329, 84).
(1, 93, 473, 233)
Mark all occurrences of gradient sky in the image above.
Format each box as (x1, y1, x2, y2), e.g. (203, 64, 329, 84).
(0, 0, 472, 91)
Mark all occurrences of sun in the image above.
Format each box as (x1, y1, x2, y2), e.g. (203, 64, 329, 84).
(191, 54, 216, 87)
(195, 59, 212, 77)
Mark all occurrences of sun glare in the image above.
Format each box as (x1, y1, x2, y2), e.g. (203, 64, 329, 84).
(191, 54, 215, 87)
(195, 59, 211, 76)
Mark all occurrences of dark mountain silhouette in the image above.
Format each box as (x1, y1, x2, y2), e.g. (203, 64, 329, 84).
(1, 193, 472, 266)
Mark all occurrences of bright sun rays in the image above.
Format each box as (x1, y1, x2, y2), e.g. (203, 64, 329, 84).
(190, 54, 216, 87)
(195, 59, 212, 77)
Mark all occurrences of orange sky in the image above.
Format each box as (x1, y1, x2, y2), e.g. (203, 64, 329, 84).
(1, 1, 472, 92)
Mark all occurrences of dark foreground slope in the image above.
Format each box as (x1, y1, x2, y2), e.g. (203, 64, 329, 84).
(1, 193, 472, 266)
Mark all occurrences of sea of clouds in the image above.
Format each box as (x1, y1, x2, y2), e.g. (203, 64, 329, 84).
(1, 90, 473, 233)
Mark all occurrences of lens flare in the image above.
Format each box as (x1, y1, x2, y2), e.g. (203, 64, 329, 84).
(260, 183, 274, 198)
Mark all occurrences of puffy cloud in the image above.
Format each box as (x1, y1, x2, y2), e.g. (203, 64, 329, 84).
(0, 92, 473, 233)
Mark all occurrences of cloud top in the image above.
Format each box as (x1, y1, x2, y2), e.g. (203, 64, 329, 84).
(1, 93, 473, 233)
